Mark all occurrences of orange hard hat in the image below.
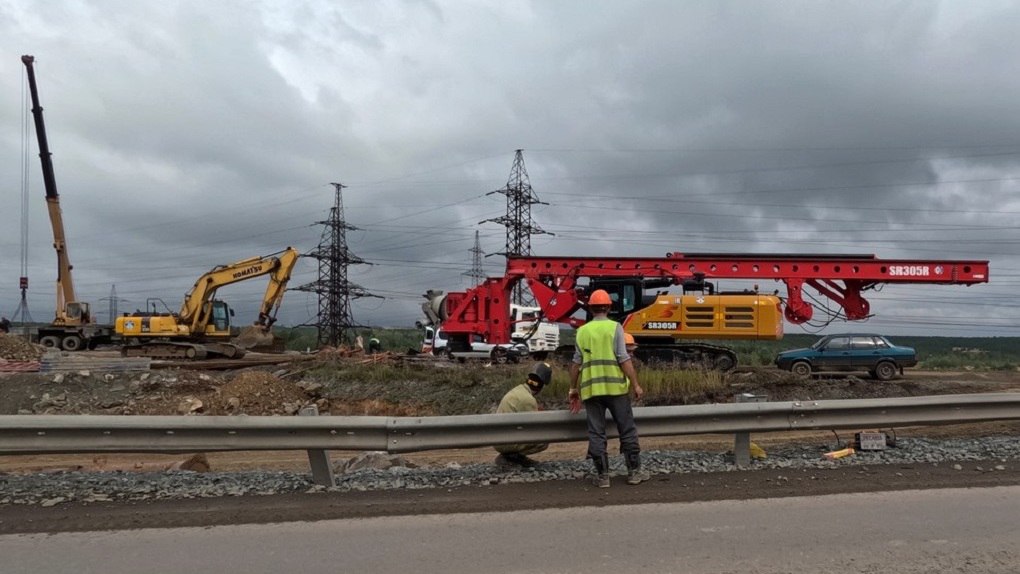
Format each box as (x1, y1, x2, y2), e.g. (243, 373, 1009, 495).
(588, 289, 612, 306)
(623, 333, 636, 346)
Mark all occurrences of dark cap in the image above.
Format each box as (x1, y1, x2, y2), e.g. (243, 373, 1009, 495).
(527, 361, 553, 390)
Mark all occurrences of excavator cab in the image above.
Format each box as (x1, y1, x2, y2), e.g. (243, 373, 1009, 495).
(206, 300, 234, 336)
(587, 278, 670, 322)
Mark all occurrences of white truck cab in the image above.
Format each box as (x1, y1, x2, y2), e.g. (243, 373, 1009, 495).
(421, 325, 529, 364)
(510, 304, 560, 353)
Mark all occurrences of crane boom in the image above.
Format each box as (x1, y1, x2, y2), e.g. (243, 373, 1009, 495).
(21, 54, 80, 323)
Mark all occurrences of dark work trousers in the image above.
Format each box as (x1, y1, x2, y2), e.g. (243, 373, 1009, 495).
(583, 393, 640, 460)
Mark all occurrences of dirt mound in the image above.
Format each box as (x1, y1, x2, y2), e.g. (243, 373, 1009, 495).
(0, 333, 43, 361)
(205, 370, 313, 415)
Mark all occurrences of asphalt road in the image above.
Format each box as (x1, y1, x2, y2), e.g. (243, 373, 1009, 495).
(2, 460, 1020, 536)
(3, 486, 1018, 574)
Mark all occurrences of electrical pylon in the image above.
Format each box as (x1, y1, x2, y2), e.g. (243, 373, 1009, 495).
(295, 182, 379, 348)
(480, 150, 552, 305)
(463, 230, 485, 284)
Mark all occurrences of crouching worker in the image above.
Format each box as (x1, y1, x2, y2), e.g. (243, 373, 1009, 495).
(493, 362, 553, 468)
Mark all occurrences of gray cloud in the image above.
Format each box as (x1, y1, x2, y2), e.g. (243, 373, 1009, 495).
(2, 0, 1018, 337)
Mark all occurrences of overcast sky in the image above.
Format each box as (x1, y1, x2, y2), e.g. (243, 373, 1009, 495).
(3, 0, 1019, 339)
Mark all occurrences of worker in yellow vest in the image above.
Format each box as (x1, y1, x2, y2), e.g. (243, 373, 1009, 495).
(568, 289, 648, 488)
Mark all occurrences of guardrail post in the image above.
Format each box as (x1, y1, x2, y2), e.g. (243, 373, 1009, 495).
(733, 393, 767, 468)
(733, 431, 751, 467)
(300, 405, 334, 486)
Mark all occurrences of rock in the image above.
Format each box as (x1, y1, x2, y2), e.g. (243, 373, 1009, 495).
(173, 454, 210, 472)
(40, 497, 66, 507)
(296, 381, 324, 395)
(177, 397, 204, 415)
(335, 452, 418, 474)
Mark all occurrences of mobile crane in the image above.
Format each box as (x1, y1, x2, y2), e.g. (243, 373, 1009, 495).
(421, 253, 989, 370)
(114, 248, 300, 359)
(21, 54, 114, 351)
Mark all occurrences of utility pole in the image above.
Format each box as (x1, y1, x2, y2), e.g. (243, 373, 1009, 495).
(295, 182, 380, 347)
(480, 150, 551, 305)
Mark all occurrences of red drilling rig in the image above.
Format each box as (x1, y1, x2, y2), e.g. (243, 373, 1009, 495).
(421, 252, 989, 369)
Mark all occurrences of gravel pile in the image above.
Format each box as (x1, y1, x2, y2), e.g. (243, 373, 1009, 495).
(1, 436, 1018, 507)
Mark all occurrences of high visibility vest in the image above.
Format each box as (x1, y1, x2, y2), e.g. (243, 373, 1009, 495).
(576, 320, 629, 400)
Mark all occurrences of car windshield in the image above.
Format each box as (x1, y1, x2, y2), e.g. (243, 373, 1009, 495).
(810, 338, 827, 350)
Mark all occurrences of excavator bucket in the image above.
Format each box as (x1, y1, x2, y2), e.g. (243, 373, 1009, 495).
(232, 325, 278, 351)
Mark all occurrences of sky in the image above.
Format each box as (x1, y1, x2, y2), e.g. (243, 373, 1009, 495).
(2, 0, 1019, 339)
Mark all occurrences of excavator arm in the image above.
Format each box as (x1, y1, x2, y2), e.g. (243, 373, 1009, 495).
(179, 247, 300, 333)
(254, 247, 300, 329)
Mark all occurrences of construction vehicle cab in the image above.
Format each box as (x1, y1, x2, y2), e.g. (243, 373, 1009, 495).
(582, 277, 782, 369)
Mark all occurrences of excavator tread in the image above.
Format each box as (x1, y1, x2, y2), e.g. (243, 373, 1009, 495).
(121, 342, 208, 360)
(634, 342, 738, 371)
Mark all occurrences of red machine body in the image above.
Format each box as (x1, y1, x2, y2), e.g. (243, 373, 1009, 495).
(430, 253, 989, 350)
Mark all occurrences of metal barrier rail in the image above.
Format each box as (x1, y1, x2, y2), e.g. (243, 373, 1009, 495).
(2, 393, 1018, 485)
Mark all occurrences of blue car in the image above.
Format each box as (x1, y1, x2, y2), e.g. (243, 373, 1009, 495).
(775, 334, 917, 380)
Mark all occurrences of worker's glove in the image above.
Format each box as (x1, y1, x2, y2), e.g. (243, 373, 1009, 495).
(568, 389, 582, 414)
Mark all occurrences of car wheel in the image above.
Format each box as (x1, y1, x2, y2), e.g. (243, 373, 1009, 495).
(491, 347, 509, 365)
(790, 361, 812, 378)
(874, 361, 897, 381)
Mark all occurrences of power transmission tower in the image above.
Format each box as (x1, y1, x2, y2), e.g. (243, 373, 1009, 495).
(463, 230, 485, 284)
(99, 284, 127, 324)
(295, 182, 379, 348)
(480, 150, 552, 305)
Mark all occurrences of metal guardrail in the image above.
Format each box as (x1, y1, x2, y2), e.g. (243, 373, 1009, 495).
(1, 393, 1018, 485)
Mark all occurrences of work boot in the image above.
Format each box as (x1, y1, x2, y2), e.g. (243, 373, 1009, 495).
(592, 454, 611, 488)
(625, 452, 649, 485)
(503, 452, 538, 468)
(626, 468, 650, 485)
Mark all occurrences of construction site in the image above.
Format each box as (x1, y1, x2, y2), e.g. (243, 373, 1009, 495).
(3, 53, 1020, 539)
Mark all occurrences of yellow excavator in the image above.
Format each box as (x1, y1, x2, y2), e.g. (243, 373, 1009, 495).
(114, 248, 300, 359)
